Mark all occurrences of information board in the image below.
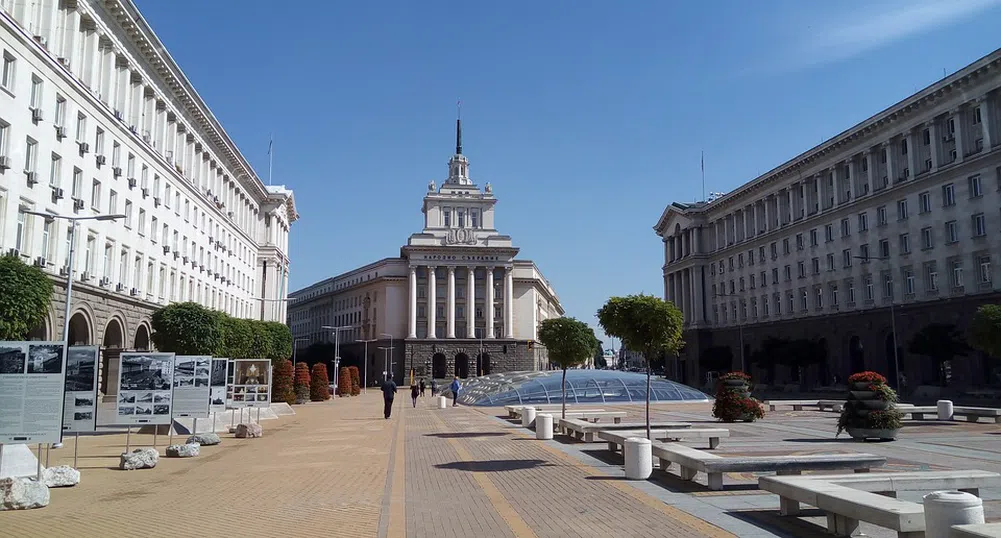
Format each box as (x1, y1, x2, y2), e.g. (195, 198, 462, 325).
(209, 358, 228, 413)
(115, 352, 175, 425)
(0, 341, 66, 444)
(172, 355, 211, 418)
(62, 346, 100, 433)
(228, 359, 272, 408)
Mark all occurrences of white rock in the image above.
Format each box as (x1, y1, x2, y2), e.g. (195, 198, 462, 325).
(235, 423, 263, 438)
(42, 465, 80, 487)
(119, 447, 159, 470)
(166, 443, 200, 458)
(0, 477, 49, 510)
(186, 433, 221, 446)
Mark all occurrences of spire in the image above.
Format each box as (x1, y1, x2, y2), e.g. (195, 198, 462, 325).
(455, 99, 463, 155)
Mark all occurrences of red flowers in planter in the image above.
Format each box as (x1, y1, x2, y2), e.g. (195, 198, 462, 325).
(712, 372, 764, 422)
(848, 371, 886, 384)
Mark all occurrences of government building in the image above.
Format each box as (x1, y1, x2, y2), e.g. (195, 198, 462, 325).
(0, 1, 296, 394)
(288, 120, 563, 382)
(655, 48, 1001, 390)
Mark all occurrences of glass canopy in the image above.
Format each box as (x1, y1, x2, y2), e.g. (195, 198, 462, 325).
(452, 370, 711, 406)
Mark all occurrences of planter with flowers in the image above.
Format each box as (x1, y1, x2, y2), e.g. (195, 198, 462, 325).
(836, 371, 902, 441)
(712, 372, 765, 423)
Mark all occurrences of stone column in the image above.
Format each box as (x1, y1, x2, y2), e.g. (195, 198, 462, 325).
(763, 197, 770, 232)
(978, 98, 993, 150)
(466, 267, 476, 338)
(799, 183, 806, 218)
(814, 175, 821, 211)
(883, 142, 894, 187)
(786, 188, 793, 223)
(446, 266, 456, 338)
(486, 266, 495, 338)
(906, 130, 918, 178)
(504, 266, 514, 339)
(863, 151, 873, 195)
(953, 109, 965, 162)
(929, 121, 940, 170)
(427, 266, 437, 339)
(846, 160, 856, 200)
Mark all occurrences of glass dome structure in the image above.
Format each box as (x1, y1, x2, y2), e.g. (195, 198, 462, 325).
(453, 370, 711, 406)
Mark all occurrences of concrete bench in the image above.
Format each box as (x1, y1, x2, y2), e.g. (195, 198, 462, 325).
(818, 400, 844, 412)
(901, 405, 1001, 423)
(760, 470, 1000, 537)
(765, 399, 819, 411)
(652, 443, 885, 491)
(952, 523, 1001, 538)
(599, 428, 729, 452)
(561, 411, 626, 424)
(510, 407, 604, 419)
(506, 404, 574, 418)
(558, 419, 691, 441)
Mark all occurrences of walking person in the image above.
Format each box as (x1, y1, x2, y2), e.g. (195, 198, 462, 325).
(419, 378, 426, 397)
(430, 378, 438, 397)
(381, 376, 397, 419)
(411, 382, 419, 408)
(449, 376, 461, 407)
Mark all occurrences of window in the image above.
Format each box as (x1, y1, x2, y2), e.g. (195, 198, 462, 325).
(120, 249, 128, 284)
(15, 209, 27, 251)
(973, 213, 986, 237)
(904, 269, 915, 295)
(164, 185, 172, 208)
(138, 209, 146, 235)
(787, 292, 794, 313)
(782, 238, 790, 254)
(800, 289, 808, 311)
(797, 261, 805, 278)
(826, 253, 835, 271)
(896, 199, 908, 220)
(470, 209, 479, 228)
(174, 192, 180, 214)
(161, 224, 168, 246)
(945, 220, 958, 243)
(749, 274, 756, 288)
(943, 183, 956, 206)
(816, 287, 823, 309)
(1, 51, 14, 91)
(75, 113, 86, 142)
(883, 272, 893, 299)
(876, 206, 887, 226)
(921, 227, 933, 249)
(84, 236, 95, 274)
(864, 276, 874, 301)
(848, 281, 856, 304)
(150, 217, 157, 241)
(103, 244, 113, 278)
(841, 218, 850, 237)
(95, 128, 105, 156)
(758, 246, 765, 263)
(770, 242, 777, 258)
(443, 207, 451, 227)
(796, 233, 804, 250)
(125, 200, 133, 228)
(952, 260, 964, 288)
(858, 212, 869, 232)
(49, 154, 61, 186)
(54, 95, 65, 127)
(29, 74, 42, 109)
(825, 224, 834, 242)
(0, 121, 8, 157)
(91, 180, 101, 209)
(24, 137, 37, 173)
(879, 239, 890, 258)
(859, 243, 870, 262)
(127, 154, 135, 178)
(811, 257, 820, 275)
(809, 229, 818, 246)
(772, 267, 778, 284)
(979, 256, 992, 284)
(919, 191, 931, 213)
(969, 175, 982, 198)
(843, 249, 852, 268)
(112, 142, 121, 167)
(64, 229, 72, 267)
(108, 190, 117, 214)
(784, 265, 791, 281)
(457, 209, 465, 228)
(927, 265, 939, 291)
(41, 218, 52, 262)
(899, 233, 910, 254)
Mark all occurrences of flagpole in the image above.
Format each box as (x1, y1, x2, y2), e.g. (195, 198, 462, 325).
(268, 135, 273, 186)
(701, 150, 705, 202)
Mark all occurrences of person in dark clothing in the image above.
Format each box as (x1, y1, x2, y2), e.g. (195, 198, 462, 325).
(419, 378, 426, 397)
(410, 383, 419, 407)
(381, 377, 397, 419)
(449, 377, 460, 407)
(430, 379, 438, 396)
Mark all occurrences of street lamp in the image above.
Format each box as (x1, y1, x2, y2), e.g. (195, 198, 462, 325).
(322, 325, 353, 392)
(379, 332, 393, 381)
(718, 291, 747, 374)
(854, 254, 901, 390)
(292, 338, 309, 364)
(378, 345, 394, 383)
(358, 338, 377, 392)
(21, 210, 125, 448)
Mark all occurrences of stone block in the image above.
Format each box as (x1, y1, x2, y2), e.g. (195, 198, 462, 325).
(42, 465, 80, 487)
(166, 443, 200, 458)
(235, 423, 263, 438)
(186, 433, 221, 446)
(119, 447, 159, 470)
(0, 477, 49, 510)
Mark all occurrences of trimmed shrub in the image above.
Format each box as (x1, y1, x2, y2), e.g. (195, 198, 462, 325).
(337, 367, 352, 397)
(712, 372, 764, 423)
(348, 366, 361, 395)
(293, 362, 311, 404)
(272, 359, 295, 405)
(310, 363, 330, 401)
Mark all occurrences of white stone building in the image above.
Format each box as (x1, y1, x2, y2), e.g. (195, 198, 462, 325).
(0, 1, 296, 392)
(289, 120, 563, 381)
(654, 48, 1001, 388)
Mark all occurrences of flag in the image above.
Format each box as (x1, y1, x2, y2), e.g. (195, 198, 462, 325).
(701, 151, 704, 174)
(268, 137, 273, 156)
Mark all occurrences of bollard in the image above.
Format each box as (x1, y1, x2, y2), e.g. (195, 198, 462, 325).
(536, 414, 553, 440)
(521, 407, 537, 429)
(923, 490, 984, 538)
(437, 396, 446, 409)
(624, 437, 653, 480)
(937, 400, 954, 421)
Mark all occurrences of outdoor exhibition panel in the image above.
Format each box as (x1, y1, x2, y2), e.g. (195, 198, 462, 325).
(115, 352, 176, 425)
(229, 359, 271, 408)
(172, 356, 212, 418)
(209, 358, 229, 413)
(62, 346, 100, 433)
(0, 341, 66, 444)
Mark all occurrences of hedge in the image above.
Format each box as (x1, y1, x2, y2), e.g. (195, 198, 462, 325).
(310, 363, 330, 401)
(348, 366, 361, 395)
(337, 367, 352, 397)
(294, 362, 311, 404)
(273, 359, 295, 405)
(149, 302, 292, 360)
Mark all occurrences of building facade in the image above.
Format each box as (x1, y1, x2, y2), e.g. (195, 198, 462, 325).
(289, 120, 563, 382)
(0, 1, 296, 394)
(655, 48, 1001, 389)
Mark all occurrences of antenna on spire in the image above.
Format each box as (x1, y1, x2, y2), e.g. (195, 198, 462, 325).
(456, 99, 463, 155)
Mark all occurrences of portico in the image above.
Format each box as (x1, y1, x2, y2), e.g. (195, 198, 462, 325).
(405, 260, 516, 340)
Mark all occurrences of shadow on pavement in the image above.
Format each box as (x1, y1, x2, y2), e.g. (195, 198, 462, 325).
(728, 508, 832, 538)
(434, 459, 551, 472)
(425, 432, 508, 439)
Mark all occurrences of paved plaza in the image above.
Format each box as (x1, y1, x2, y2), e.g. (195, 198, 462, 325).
(3, 393, 999, 537)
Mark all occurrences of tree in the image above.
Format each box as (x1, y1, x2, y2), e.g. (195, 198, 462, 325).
(908, 323, 971, 386)
(594, 343, 608, 369)
(272, 359, 295, 405)
(537, 317, 599, 419)
(151, 302, 222, 354)
(597, 294, 684, 439)
(218, 315, 253, 359)
(0, 255, 53, 340)
(970, 304, 1001, 358)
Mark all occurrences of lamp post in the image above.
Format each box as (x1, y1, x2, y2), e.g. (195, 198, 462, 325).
(855, 254, 901, 390)
(292, 338, 309, 364)
(21, 209, 125, 449)
(379, 332, 393, 381)
(358, 338, 377, 392)
(378, 346, 394, 383)
(322, 325, 353, 395)
(718, 291, 747, 374)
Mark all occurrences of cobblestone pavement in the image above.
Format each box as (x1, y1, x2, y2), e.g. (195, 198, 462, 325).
(4, 394, 999, 538)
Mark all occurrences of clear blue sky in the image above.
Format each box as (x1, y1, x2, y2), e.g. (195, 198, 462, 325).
(135, 0, 1001, 345)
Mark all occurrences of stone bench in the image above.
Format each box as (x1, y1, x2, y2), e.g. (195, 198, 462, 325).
(558, 419, 691, 442)
(902, 406, 1001, 423)
(506, 405, 573, 418)
(510, 407, 604, 419)
(818, 400, 845, 412)
(599, 428, 729, 453)
(952, 523, 1001, 538)
(652, 443, 885, 491)
(759, 470, 1000, 537)
(765, 399, 819, 411)
(562, 411, 626, 424)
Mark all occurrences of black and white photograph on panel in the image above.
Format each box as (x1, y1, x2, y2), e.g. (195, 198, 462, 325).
(116, 352, 175, 425)
(64, 346, 97, 391)
(62, 346, 99, 433)
(209, 357, 228, 412)
(0, 341, 66, 444)
(171, 355, 211, 418)
(27, 344, 63, 374)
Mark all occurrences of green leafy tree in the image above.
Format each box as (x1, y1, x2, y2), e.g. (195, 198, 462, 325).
(0, 255, 54, 340)
(218, 315, 253, 359)
(264, 321, 292, 362)
(151, 302, 222, 354)
(537, 317, 600, 419)
(597, 294, 684, 439)
(908, 323, 971, 386)
(971, 304, 1001, 358)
